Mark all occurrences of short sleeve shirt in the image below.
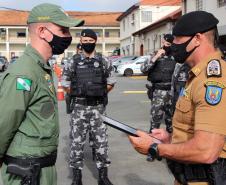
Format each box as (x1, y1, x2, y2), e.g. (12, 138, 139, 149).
(172, 51, 226, 158)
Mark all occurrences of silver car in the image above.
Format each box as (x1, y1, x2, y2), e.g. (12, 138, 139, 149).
(0, 57, 8, 72)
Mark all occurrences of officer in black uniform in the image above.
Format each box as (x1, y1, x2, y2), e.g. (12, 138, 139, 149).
(170, 63, 190, 114)
(62, 29, 115, 185)
(141, 34, 176, 133)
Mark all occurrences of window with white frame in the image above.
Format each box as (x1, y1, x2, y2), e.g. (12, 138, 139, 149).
(196, 0, 203, 10)
(218, 0, 226, 7)
(131, 13, 135, 25)
(17, 32, 26, 37)
(141, 11, 152, 22)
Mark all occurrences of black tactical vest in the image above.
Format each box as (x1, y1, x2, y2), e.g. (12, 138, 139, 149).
(172, 63, 190, 111)
(148, 56, 176, 83)
(70, 54, 108, 98)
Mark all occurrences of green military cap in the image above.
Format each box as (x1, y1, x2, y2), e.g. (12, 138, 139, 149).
(27, 3, 84, 27)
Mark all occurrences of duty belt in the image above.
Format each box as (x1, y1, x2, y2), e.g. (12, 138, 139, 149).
(74, 97, 104, 106)
(3, 151, 57, 185)
(153, 83, 171, 91)
(3, 151, 57, 168)
(167, 158, 226, 185)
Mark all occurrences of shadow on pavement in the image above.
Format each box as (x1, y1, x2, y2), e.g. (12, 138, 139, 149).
(84, 147, 99, 180)
(125, 173, 164, 185)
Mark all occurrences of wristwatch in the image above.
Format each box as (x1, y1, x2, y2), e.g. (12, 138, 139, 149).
(148, 143, 162, 161)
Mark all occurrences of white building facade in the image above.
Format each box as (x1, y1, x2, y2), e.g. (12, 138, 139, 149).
(133, 9, 181, 55)
(182, 0, 226, 44)
(0, 11, 121, 61)
(117, 2, 181, 56)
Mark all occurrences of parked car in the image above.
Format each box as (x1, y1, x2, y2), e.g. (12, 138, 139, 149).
(117, 55, 151, 76)
(107, 55, 121, 64)
(112, 56, 137, 72)
(9, 56, 19, 65)
(0, 56, 8, 72)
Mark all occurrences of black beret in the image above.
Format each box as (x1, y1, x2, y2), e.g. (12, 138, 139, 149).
(173, 11, 219, 36)
(164, 34, 174, 43)
(81, 29, 97, 40)
(77, 43, 82, 50)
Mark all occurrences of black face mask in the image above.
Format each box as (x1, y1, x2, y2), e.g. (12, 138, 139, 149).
(45, 28, 72, 55)
(163, 46, 172, 56)
(171, 36, 198, 64)
(82, 43, 96, 54)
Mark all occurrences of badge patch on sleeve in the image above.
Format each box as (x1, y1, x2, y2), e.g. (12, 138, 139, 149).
(16, 78, 32, 91)
(207, 59, 221, 77)
(205, 81, 225, 105)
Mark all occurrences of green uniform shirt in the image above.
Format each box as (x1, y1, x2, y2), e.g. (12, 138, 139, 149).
(0, 45, 59, 158)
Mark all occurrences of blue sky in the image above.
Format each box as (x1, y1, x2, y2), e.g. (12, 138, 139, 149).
(0, 0, 139, 11)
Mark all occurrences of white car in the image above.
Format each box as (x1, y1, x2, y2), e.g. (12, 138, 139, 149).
(117, 55, 150, 76)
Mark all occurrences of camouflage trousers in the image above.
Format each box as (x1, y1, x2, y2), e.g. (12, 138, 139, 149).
(150, 89, 173, 133)
(69, 103, 110, 170)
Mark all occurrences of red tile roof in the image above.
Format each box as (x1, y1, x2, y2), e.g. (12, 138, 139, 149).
(141, 0, 181, 6)
(0, 10, 121, 27)
(117, 0, 181, 21)
(133, 8, 182, 36)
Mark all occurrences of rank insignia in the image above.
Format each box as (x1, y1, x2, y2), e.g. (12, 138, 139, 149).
(205, 81, 225, 105)
(45, 74, 54, 93)
(207, 59, 221, 77)
(78, 61, 84, 65)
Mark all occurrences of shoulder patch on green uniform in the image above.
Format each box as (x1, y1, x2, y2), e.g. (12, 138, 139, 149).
(205, 81, 224, 105)
(16, 78, 32, 91)
(207, 59, 221, 77)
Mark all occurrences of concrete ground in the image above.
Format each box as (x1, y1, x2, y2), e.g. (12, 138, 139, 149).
(0, 74, 174, 185)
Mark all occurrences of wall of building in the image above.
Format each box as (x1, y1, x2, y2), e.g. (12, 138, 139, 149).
(0, 26, 120, 60)
(134, 22, 173, 55)
(119, 5, 180, 56)
(184, 0, 226, 36)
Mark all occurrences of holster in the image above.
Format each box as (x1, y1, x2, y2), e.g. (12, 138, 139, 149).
(6, 163, 40, 185)
(65, 93, 73, 114)
(167, 158, 226, 185)
(4, 151, 57, 185)
(146, 84, 154, 100)
(208, 158, 226, 185)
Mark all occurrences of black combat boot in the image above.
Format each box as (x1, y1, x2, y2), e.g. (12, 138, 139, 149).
(72, 169, 83, 185)
(98, 167, 113, 185)
(92, 147, 96, 161)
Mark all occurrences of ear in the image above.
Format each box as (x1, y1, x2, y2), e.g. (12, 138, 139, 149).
(194, 33, 202, 47)
(37, 25, 46, 39)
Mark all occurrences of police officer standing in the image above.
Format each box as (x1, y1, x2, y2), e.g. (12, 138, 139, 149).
(141, 34, 176, 133)
(0, 3, 84, 185)
(129, 11, 226, 185)
(170, 62, 190, 114)
(62, 29, 115, 185)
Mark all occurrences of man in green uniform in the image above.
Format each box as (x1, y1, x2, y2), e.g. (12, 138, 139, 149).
(0, 3, 84, 185)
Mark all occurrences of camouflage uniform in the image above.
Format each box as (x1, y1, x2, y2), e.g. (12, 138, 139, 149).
(150, 89, 172, 131)
(141, 55, 176, 133)
(62, 54, 115, 170)
(170, 63, 190, 114)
